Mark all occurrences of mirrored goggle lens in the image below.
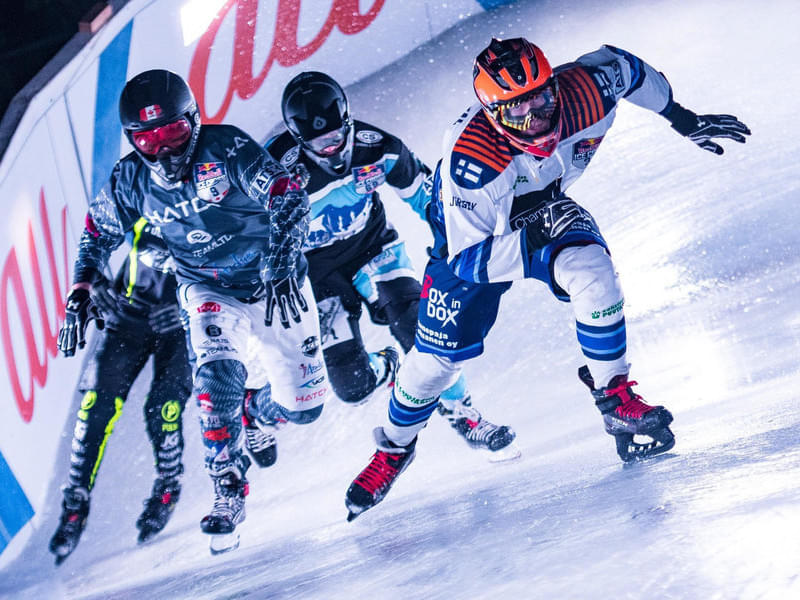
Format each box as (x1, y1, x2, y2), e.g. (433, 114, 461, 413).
(132, 118, 192, 155)
(307, 127, 346, 155)
(495, 84, 557, 132)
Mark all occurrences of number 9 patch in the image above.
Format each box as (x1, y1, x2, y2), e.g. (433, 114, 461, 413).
(194, 161, 230, 203)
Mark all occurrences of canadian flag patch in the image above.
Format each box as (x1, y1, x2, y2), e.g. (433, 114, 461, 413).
(139, 104, 163, 121)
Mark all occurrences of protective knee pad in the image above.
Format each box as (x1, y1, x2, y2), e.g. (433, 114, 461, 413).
(324, 339, 376, 404)
(194, 360, 247, 473)
(553, 244, 623, 318)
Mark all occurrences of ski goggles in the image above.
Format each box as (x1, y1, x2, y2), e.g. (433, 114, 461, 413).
(131, 117, 192, 156)
(306, 125, 347, 156)
(493, 81, 558, 134)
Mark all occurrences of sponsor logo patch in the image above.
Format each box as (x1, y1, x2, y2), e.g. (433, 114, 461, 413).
(197, 302, 221, 313)
(352, 162, 386, 194)
(205, 324, 222, 337)
(356, 129, 383, 144)
(301, 336, 319, 357)
(194, 161, 230, 202)
(161, 400, 182, 422)
(203, 427, 231, 441)
(280, 145, 300, 167)
(449, 197, 476, 211)
(572, 136, 604, 168)
(187, 229, 212, 244)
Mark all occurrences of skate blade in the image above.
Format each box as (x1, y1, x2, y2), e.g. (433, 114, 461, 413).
(208, 532, 240, 555)
(616, 428, 675, 463)
(488, 443, 522, 463)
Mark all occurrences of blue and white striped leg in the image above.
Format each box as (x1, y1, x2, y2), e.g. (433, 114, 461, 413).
(554, 243, 629, 387)
(383, 349, 461, 447)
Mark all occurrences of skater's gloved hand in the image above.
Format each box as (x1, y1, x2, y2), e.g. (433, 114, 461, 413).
(665, 103, 751, 155)
(89, 275, 118, 317)
(57, 287, 105, 357)
(524, 196, 591, 248)
(149, 303, 183, 334)
(264, 276, 308, 328)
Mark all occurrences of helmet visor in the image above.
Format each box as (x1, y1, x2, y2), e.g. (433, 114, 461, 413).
(306, 126, 347, 156)
(131, 118, 192, 157)
(493, 81, 558, 137)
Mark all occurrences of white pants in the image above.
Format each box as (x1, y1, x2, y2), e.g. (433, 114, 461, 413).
(179, 281, 329, 413)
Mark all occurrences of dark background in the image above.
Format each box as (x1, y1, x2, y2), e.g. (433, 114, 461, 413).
(0, 0, 99, 121)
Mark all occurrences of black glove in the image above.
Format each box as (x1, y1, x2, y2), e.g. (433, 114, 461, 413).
(665, 103, 751, 155)
(264, 276, 308, 328)
(57, 288, 105, 357)
(524, 196, 592, 248)
(89, 275, 118, 317)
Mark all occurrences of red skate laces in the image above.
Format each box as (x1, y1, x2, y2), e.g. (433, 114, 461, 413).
(353, 451, 401, 494)
(605, 379, 654, 419)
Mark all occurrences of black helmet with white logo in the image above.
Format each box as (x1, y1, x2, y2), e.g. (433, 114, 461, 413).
(281, 71, 354, 175)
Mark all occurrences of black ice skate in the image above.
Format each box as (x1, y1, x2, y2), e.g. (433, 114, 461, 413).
(579, 365, 675, 463)
(49, 486, 90, 565)
(201, 458, 250, 555)
(136, 476, 181, 544)
(243, 393, 279, 468)
(345, 427, 416, 522)
(438, 397, 520, 461)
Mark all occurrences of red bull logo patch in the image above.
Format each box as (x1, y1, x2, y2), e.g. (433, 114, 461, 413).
(572, 136, 604, 168)
(194, 161, 230, 202)
(352, 162, 386, 194)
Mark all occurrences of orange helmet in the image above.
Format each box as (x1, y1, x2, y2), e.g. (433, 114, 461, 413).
(473, 37, 561, 158)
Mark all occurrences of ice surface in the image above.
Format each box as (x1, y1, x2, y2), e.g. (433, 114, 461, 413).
(3, 0, 800, 598)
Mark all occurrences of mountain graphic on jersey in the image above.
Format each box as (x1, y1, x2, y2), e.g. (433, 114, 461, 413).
(307, 195, 371, 248)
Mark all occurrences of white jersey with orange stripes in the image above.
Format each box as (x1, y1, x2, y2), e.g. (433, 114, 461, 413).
(435, 45, 675, 284)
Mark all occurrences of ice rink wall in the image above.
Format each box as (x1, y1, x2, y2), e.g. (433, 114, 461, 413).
(0, 0, 514, 565)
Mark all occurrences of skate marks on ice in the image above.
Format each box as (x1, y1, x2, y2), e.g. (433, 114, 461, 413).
(74, 417, 800, 600)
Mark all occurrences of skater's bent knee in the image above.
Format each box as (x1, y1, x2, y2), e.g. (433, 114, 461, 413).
(554, 244, 619, 299)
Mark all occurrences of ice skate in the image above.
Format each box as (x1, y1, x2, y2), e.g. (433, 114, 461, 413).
(201, 459, 250, 555)
(136, 476, 181, 544)
(49, 487, 90, 565)
(579, 366, 675, 462)
(243, 394, 279, 468)
(438, 397, 520, 462)
(345, 427, 416, 521)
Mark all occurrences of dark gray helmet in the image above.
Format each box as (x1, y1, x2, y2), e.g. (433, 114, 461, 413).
(118, 69, 201, 183)
(281, 71, 354, 176)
